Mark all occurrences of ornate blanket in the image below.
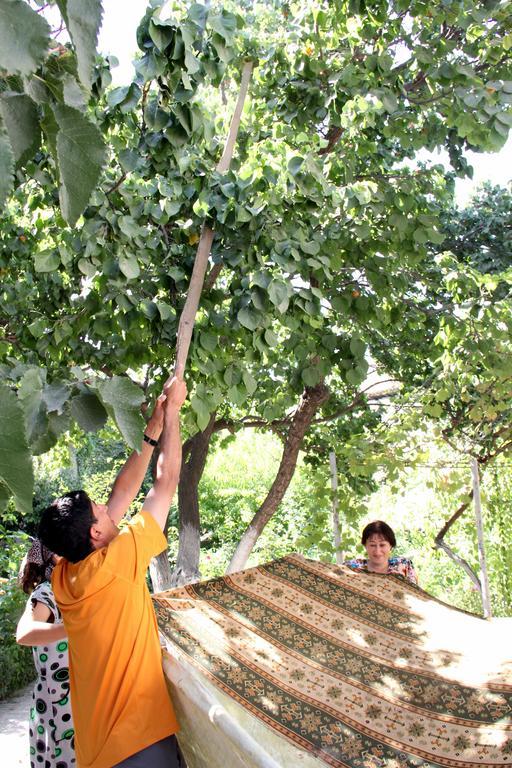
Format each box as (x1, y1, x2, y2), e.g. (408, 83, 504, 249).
(153, 554, 512, 768)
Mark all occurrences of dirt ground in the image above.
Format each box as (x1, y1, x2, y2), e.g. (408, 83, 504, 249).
(0, 682, 32, 767)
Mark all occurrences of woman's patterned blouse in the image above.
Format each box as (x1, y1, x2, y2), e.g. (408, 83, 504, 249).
(344, 556, 418, 585)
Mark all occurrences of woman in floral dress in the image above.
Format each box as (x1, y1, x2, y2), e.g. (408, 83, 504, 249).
(17, 539, 76, 768)
(344, 520, 418, 584)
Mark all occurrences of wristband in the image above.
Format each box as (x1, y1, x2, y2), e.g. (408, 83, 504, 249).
(143, 433, 158, 447)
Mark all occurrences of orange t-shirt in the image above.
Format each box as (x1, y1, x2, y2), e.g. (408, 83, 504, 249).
(52, 512, 179, 768)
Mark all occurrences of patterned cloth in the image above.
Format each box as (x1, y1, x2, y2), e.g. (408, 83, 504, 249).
(154, 554, 512, 768)
(344, 555, 418, 584)
(29, 582, 75, 767)
(26, 538, 55, 583)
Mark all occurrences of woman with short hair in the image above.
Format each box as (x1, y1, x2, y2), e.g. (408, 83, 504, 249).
(344, 520, 418, 584)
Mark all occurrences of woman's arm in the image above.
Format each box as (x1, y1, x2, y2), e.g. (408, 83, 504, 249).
(16, 599, 67, 646)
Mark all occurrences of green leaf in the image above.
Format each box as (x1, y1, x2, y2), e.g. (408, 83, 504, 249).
(149, 18, 175, 52)
(140, 299, 157, 319)
(70, 391, 108, 432)
(209, 12, 235, 39)
(155, 301, 174, 321)
(184, 49, 201, 74)
(34, 250, 60, 273)
(17, 368, 49, 453)
(223, 365, 241, 387)
(188, 3, 208, 26)
(196, 408, 211, 432)
(53, 104, 106, 227)
(0, 0, 50, 76)
(78, 257, 96, 277)
(302, 366, 321, 386)
(264, 328, 278, 347)
(349, 335, 365, 358)
(382, 92, 398, 113)
(413, 228, 428, 245)
(28, 318, 47, 339)
(62, 73, 87, 111)
(301, 240, 320, 255)
(288, 156, 304, 176)
(268, 279, 291, 312)
(40, 105, 59, 164)
(199, 332, 217, 353)
(0, 384, 34, 515)
(242, 370, 257, 395)
(0, 118, 15, 207)
(43, 382, 70, 413)
(190, 394, 211, 431)
(96, 377, 145, 451)
(118, 216, 142, 238)
(0, 482, 10, 512)
(62, 0, 103, 90)
(346, 367, 365, 386)
(237, 306, 261, 331)
(0, 93, 40, 165)
(351, 182, 374, 205)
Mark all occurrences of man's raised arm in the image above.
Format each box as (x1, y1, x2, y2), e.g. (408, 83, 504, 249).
(141, 377, 187, 530)
(106, 395, 166, 526)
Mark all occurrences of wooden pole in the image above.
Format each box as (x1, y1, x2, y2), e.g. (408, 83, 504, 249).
(174, 60, 254, 379)
(151, 61, 254, 592)
(471, 457, 492, 619)
(329, 451, 343, 565)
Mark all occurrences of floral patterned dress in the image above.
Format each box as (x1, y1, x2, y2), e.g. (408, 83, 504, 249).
(29, 582, 75, 768)
(344, 556, 418, 584)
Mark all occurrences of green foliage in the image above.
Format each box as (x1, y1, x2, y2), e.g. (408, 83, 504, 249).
(0, 0, 50, 76)
(0, 383, 34, 514)
(1, 0, 512, 556)
(196, 430, 340, 577)
(53, 104, 106, 225)
(0, 527, 35, 700)
(442, 183, 512, 275)
(0, 0, 106, 224)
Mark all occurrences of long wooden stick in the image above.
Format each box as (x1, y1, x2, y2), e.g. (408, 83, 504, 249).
(174, 60, 254, 379)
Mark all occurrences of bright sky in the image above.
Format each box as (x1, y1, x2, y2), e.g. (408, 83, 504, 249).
(97, 1, 511, 207)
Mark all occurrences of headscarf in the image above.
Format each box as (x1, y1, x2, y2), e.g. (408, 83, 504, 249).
(25, 538, 55, 582)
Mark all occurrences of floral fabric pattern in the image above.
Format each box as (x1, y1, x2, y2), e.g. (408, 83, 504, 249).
(154, 554, 512, 768)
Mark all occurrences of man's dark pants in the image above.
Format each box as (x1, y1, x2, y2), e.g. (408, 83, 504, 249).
(113, 735, 183, 768)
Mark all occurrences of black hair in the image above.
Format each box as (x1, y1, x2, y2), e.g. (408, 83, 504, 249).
(361, 520, 396, 548)
(39, 490, 96, 563)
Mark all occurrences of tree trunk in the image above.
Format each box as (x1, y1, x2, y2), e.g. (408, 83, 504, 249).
(329, 450, 344, 565)
(149, 534, 173, 593)
(226, 382, 330, 574)
(433, 487, 482, 590)
(170, 413, 217, 587)
(471, 457, 491, 618)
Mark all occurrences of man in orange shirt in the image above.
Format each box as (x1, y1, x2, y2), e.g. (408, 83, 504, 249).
(39, 376, 187, 768)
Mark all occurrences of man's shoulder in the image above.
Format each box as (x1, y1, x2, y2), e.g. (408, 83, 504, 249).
(118, 510, 163, 538)
(106, 510, 166, 568)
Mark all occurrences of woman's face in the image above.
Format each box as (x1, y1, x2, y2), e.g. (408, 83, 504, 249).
(364, 533, 392, 566)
